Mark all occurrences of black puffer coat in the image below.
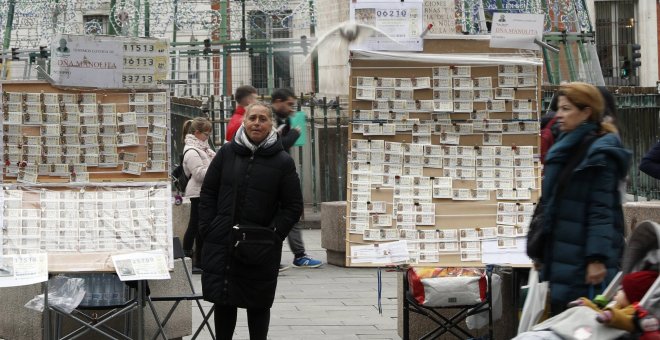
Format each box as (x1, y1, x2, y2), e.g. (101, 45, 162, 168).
(198, 138, 303, 309)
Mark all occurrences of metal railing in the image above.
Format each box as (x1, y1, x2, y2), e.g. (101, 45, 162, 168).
(170, 94, 348, 209)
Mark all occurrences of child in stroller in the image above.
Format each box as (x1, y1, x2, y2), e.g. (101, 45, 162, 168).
(568, 270, 658, 333)
(515, 220, 660, 340)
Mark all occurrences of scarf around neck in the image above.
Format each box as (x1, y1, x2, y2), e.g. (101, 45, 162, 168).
(547, 121, 599, 162)
(234, 125, 278, 153)
(184, 134, 216, 158)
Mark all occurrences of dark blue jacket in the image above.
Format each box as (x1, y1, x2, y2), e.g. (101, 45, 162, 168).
(640, 141, 660, 179)
(540, 122, 631, 305)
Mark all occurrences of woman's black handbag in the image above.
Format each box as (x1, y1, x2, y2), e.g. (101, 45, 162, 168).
(231, 225, 281, 266)
(526, 202, 546, 260)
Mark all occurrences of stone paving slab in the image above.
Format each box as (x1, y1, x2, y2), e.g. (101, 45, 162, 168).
(185, 229, 400, 340)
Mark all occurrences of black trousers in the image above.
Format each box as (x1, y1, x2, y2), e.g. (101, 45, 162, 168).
(183, 197, 203, 266)
(214, 304, 270, 340)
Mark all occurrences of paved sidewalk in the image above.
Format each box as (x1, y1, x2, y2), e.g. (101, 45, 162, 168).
(185, 228, 401, 340)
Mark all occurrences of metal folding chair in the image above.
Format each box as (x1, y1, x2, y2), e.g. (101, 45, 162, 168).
(146, 237, 215, 340)
(47, 275, 143, 340)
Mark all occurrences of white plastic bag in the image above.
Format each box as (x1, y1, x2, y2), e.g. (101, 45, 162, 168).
(466, 273, 503, 330)
(25, 275, 86, 314)
(517, 269, 549, 334)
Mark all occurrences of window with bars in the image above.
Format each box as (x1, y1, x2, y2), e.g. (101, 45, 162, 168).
(82, 15, 109, 35)
(249, 11, 293, 95)
(595, 0, 638, 86)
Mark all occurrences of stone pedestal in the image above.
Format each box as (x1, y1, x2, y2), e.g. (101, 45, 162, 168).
(320, 201, 347, 266)
(623, 201, 660, 235)
(172, 199, 191, 242)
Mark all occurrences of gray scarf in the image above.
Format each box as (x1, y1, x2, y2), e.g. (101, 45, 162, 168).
(234, 125, 278, 153)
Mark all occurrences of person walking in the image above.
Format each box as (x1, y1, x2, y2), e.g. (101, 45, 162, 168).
(226, 85, 258, 142)
(270, 88, 322, 269)
(538, 82, 631, 316)
(198, 103, 303, 340)
(182, 117, 215, 274)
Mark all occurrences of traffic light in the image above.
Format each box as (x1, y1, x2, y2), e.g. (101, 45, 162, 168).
(39, 46, 49, 58)
(203, 39, 211, 55)
(300, 35, 308, 55)
(627, 44, 641, 69)
(239, 37, 246, 51)
(11, 48, 18, 60)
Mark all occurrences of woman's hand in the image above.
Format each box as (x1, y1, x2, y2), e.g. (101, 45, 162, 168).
(585, 261, 607, 285)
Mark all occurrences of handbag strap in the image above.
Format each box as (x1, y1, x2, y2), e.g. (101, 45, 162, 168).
(230, 153, 242, 226)
(554, 132, 599, 198)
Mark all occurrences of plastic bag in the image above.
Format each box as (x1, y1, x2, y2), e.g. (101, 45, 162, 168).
(466, 273, 503, 329)
(518, 269, 549, 334)
(25, 275, 86, 314)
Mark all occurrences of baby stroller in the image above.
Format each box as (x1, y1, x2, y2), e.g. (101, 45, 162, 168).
(515, 220, 660, 340)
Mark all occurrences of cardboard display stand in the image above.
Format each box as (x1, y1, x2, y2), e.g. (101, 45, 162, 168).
(345, 39, 543, 267)
(0, 81, 173, 274)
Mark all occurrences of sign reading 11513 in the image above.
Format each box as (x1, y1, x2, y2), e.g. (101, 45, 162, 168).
(376, 9, 407, 17)
(124, 43, 155, 52)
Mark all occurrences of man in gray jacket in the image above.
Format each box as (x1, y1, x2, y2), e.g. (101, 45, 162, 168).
(271, 88, 322, 269)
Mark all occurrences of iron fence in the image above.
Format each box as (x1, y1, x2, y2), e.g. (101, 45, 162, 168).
(170, 94, 349, 209)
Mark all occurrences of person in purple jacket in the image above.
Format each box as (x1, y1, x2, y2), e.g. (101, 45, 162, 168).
(640, 142, 660, 179)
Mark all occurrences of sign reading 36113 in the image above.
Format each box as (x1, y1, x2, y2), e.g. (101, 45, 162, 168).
(123, 57, 155, 68)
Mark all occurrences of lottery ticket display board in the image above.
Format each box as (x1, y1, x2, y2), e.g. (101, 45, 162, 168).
(0, 81, 173, 273)
(346, 39, 542, 267)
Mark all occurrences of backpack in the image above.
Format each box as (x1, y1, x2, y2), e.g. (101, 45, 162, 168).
(172, 148, 200, 194)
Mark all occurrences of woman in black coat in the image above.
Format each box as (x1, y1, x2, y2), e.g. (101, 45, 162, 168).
(198, 103, 303, 340)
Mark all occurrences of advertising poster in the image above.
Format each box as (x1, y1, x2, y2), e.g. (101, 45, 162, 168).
(350, 0, 424, 51)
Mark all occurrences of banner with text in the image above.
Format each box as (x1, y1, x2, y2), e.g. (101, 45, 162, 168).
(50, 35, 169, 89)
(51, 35, 123, 88)
(490, 13, 544, 50)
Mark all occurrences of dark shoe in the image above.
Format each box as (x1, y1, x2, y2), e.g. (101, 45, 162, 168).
(192, 266, 203, 274)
